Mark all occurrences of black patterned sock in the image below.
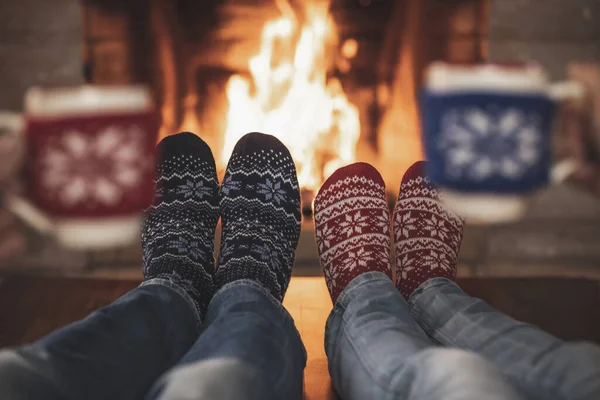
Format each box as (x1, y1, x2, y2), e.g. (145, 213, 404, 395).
(141, 132, 219, 318)
(217, 132, 301, 301)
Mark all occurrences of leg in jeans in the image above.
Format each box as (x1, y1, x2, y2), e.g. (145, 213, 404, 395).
(326, 272, 522, 400)
(315, 163, 521, 400)
(149, 133, 305, 399)
(147, 281, 306, 400)
(394, 161, 600, 400)
(0, 132, 222, 399)
(410, 278, 600, 400)
(0, 282, 200, 400)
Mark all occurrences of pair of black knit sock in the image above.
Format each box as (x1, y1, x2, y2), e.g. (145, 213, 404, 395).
(141, 132, 301, 318)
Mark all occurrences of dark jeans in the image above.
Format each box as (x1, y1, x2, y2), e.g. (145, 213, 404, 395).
(0, 279, 306, 399)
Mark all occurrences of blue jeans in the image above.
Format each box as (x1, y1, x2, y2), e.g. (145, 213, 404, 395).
(0, 279, 306, 400)
(326, 272, 600, 400)
(411, 277, 600, 400)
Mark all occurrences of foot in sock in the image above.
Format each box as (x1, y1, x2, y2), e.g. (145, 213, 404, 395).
(314, 163, 392, 303)
(394, 161, 464, 299)
(142, 132, 219, 318)
(216, 132, 301, 301)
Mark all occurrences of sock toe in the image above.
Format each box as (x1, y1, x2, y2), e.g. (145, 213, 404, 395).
(156, 132, 214, 161)
(231, 132, 291, 156)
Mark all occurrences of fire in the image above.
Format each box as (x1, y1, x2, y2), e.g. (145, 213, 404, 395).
(221, 1, 360, 191)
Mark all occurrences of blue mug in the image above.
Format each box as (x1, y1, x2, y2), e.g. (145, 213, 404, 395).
(421, 62, 584, 223)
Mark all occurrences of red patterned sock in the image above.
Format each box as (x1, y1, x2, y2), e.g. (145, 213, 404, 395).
(394, 161, 465, 299)
(314, 162, 392, 303)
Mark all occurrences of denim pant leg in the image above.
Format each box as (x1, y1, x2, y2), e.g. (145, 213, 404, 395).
(0, 279, 200, 400)
(409, 277, 600, 400)
(326, 272, 521, 400)
(147, 279, 307, 400)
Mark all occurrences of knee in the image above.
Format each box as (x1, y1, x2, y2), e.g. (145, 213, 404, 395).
(419, 348, 504, 387)
(555, 342, 600, 368)
(0, 350, 60, 400)
(545, 342, 600, 381)
(409, 348, 518, 399)
(419, 348, 491, 374)
(523, 342, 600, 399)
(151, 358, 272, 400)
(0, 350, 33, 388)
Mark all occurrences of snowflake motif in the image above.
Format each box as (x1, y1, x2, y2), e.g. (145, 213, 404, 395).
(439, 108, 542, 181)
(254, 243, 282, 269)
(422, 250, 451, 272)
(168, 236, 205, 261)
(177, 179, 213, 199)
(155, 186, 164, 199)
(373, 210, 390, 235)
(342, 248, 372, 271)
(339, 211, 370, 238)
(396, 212, 418, 240)
(423, 215, 449, 241)
(399, 255, 415, 280)
(221, 176, 242, 195)
(316, 223, 335, 252)
(324, 266, 340, 288)
(40, 125, 148, 206)
(256, 178, 286, 204)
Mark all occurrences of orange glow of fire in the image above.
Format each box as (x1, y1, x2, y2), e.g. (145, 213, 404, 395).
(220, 1, 360, 191)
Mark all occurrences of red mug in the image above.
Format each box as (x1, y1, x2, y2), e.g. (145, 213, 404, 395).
(7, 85, 158, 249)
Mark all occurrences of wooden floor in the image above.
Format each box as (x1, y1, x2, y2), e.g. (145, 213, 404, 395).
(0, 275, 599, 399)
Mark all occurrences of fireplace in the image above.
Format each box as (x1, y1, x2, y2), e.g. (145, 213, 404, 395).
(2, 0, 599, 277)
(83, 0, 487, 213)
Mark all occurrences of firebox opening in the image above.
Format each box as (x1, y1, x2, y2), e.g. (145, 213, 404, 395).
(83, 0, 487, 215)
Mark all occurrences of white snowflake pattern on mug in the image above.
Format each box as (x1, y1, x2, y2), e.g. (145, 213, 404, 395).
(439, 108, 542, 181)
(40, 125, 148, 206)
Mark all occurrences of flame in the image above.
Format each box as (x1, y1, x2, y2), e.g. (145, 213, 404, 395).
(153, 1, 177, 142)
(221, 1, 360, 191)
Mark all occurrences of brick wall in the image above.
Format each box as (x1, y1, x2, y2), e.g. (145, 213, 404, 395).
(0, 0, 83, 111)
(488, 0, 600, 79)
(83, 4, 132, 84)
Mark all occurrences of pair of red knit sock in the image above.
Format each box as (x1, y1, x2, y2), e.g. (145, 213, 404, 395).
(314, 161, 464, 303)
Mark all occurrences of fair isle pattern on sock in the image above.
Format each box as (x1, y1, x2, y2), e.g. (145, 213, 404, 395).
(142, 132, 220, 318)
(314, 163, 392, 303)
(216, 132, 301, 302)
(394, 161, 465, 299)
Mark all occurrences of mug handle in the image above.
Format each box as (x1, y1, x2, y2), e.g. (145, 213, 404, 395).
(5, 195, 55, 235)
(550, 158, 581, 184)
(548, 80, 588, 183)
(0, 112, 55, 235)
